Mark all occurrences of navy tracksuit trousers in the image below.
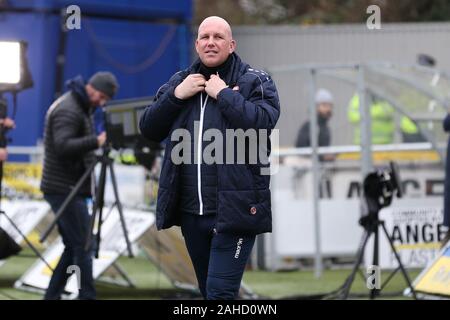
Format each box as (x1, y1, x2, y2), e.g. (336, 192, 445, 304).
(180, 214, 255, 300)
(43, 194, 96, 300)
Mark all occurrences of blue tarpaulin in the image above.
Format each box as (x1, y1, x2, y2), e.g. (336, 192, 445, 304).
(0, 0, 192, 159)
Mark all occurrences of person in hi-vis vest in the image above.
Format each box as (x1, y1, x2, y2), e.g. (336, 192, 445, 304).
(348, 93, 395, 145)
(348, 93, 423, 144)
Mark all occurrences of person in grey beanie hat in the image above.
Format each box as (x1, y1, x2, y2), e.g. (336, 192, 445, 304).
(296, 88, 335, 161)
(88, 71, 119, 99)
(315, 88, 334, 105)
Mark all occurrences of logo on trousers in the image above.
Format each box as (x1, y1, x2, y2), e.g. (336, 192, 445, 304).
(235, 238, 243, 259)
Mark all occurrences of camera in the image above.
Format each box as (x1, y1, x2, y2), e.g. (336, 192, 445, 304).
(359, 161, 403, 229)
(103, 96, 162, 171)
(364, 161, 403, 209)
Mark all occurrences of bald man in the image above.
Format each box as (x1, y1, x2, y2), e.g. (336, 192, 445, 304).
(140, 16, 280, 300)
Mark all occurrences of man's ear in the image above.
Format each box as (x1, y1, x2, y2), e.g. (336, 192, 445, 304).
(195, 39, 201, 55)
(229, 39, 236, 54)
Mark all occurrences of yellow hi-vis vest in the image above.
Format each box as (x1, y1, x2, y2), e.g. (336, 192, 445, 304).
(400, 116, 420, 134)
(348, 94, 395, 145)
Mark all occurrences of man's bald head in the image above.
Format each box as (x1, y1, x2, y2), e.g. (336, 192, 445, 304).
(195, 16, 236, 67)
(198, 16, 233, 39)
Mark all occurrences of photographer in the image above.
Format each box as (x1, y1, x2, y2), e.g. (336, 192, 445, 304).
(40, 71, 119, 300)
(0, 117, 15, 161)
(0, 96, 16, 162)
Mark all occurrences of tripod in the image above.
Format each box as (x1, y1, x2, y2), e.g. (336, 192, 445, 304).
(339, 198, 417, 300)
(0, 95, 53, 300)
(40, 145, 134, 258)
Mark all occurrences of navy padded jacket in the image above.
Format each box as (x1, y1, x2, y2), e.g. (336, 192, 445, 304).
(139, 53, 280, 235)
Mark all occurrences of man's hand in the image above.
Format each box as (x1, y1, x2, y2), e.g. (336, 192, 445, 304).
(0, 148, 7, 162)
(174, 74, 206, 100)
(97, 132, 106, 147)
(205, 74, 228, 99)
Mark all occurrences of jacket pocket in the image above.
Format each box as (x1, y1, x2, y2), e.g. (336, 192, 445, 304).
(248, 163, 270, 189)
(216, 189, 272, 235)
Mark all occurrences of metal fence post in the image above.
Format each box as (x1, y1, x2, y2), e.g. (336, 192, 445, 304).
(309, 68, 323, 278)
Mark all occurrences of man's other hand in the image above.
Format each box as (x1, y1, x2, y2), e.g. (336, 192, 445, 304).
(174, 74, 206, 100)
(0, 148, 7, 162)
(97, 132, 106, 147)
(205, 74, 227, 100)
(1, 118, 15, 129)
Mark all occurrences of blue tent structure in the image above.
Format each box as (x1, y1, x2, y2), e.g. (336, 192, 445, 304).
(0, 0, 193, 159)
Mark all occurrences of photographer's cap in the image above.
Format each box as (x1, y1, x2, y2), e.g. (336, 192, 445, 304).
(88, 71, 119, 98)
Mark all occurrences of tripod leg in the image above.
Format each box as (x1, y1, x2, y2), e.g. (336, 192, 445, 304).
(370, 224, 380, 299)
(341, 229, 372, 299)
(380, 221, 417, 299)
(103, 203, 116, 223)
(40, 160, 97, 243)
(85, 191, 99, 254)
(1, 211, 53, 271)
(109, 162, 133, 257)
(111, 262, 136, 288)
(86, 158, 107, 256)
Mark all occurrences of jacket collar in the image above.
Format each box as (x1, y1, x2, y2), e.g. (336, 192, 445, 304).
(189, 52, 247, 87)
(65, 76, 91, 113)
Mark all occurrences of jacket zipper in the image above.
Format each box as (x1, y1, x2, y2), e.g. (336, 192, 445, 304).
(197, 92, 209, 215)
